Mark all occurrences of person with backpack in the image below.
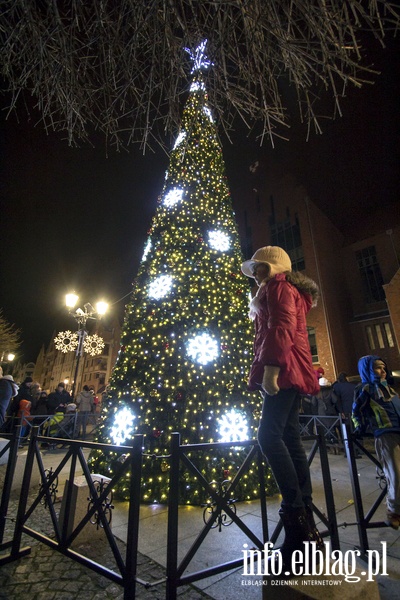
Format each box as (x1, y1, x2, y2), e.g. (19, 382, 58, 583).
(352, 355, 400, 529)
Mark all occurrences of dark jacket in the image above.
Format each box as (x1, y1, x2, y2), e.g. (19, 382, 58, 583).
(332, 380, 356, 414)
(248, 272, 319, 395)
(0, 379, 17, 426)
(47, 389, 70, 415)
(313, 385, 338, 416)
(352, 355, 400, 437)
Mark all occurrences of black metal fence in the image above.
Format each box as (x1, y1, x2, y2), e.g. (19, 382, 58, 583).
(0, 419, 387, 598)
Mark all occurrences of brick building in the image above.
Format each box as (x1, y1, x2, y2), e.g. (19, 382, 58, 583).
(233, 160, 400, 380)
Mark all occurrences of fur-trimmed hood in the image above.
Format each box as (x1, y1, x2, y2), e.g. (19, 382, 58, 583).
(285, 271, 319, 307)
(249, 271, 318, 320)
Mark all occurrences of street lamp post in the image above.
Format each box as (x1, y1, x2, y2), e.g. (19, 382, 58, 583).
(65, 293, 108, 399)
(0, 352, 16, 375)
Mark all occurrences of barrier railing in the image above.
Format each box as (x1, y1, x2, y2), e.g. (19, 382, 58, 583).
(0, 427, 144, 600)
(340, 420, 389, 560)
(1, 425, 340, 598)
(165, 429, 339, 600)
(0, 425, 28, 555)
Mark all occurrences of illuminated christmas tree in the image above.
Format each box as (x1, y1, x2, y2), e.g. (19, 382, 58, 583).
(90, 43, 276, 503)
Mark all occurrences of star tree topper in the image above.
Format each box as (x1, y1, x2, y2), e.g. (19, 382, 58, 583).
(184, 39, 213, 74)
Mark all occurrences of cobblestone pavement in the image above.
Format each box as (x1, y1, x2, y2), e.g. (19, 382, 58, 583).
(0, 495, 213, 600)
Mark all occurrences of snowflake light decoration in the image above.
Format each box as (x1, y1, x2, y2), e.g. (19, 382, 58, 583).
(203, 106, 213, 122)
(148, 275, 173, 300)
(83, 333, 105, 356)
(190, 80, 206, 93)
(110, 407, 136, 446)
(163, 187, 184, 208)
(173, 131, 186, 150)
(54, 330, 78, 353)
(142, 238, 151, 261)
(218, 409, 249, 443)
(208, 230, 231, 252)
(187, 332, 219, 365)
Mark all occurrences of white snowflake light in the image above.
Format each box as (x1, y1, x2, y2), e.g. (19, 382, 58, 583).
(218, 409, 249, 443)
(203, 106, 213, 122)
(83, 333, 105, 356)
(190, 80, 206, 92)
(148, 275, 173, 300)
(163, 187, 184, 208)
(173, 131, 186, 150)
(208, 230, 231, 252)
(54, 330, 79, 353)
(110, 407, 136, 446)
(187, 332, 219, 365)
(142, 238, 151, 261)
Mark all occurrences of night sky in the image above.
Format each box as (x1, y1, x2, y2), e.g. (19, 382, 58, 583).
(1, 36, 399, 364)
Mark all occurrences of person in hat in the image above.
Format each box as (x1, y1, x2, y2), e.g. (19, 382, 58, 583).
(352, 356, 400, 529)
(0, 367, 19, 428)
(241, 245, 321, 569)
(47, 382, 70, 415)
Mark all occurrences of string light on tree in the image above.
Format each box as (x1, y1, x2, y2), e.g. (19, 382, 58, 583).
(173, 131, 187, 150)
(186, 332, 219, 366)
(110, 407, 137, 445)
(203, 106, 213, 122)
(218, 409, 249, 443)
(142, 239, 152, 261)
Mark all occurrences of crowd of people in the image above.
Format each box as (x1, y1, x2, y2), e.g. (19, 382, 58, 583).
(0, 372, 101, 443)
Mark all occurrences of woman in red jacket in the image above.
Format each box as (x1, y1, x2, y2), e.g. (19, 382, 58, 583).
(241, 246, 321, 569)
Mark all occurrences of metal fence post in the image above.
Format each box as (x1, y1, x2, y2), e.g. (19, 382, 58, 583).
(124, 434, 144, 600)
(166, 432, 180, 600)
(0, 425, 20, 545)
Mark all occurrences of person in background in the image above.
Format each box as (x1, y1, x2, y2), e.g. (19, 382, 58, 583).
(34, 390, 49, 415)
(8, 376, 33, 417)
(29, 382, 42, 413)
(333, 372, 357, 419)
(0, 368, 19, 429)
(76, 385, 94, 439)
(313, 377, 340, 445)
(352, 355, 400, 529)
(17, 397, 32, 444)
(47, 382, 70, 415)
(241, 245, 322, 571)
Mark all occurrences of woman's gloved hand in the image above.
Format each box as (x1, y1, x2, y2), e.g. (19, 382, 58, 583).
(262, 365, 280, 396)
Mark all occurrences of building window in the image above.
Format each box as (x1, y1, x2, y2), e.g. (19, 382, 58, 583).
(383, 323, 395, 348)
(307, 327, 318, 363)
(270, 216, 305, 271)
(355, 246, 385, 303)
(374, 325, 385, 349)
(365, 326, 375, 350)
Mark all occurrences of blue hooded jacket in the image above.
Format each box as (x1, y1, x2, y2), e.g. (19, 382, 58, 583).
(352, 355, 400, 437)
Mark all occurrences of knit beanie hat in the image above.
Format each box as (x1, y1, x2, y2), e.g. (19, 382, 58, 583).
(241, 246, 292, 278)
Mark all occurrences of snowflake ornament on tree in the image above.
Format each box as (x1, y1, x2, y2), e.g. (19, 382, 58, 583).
(186, 332, 219, 366)
(110, 407, 136, 446)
